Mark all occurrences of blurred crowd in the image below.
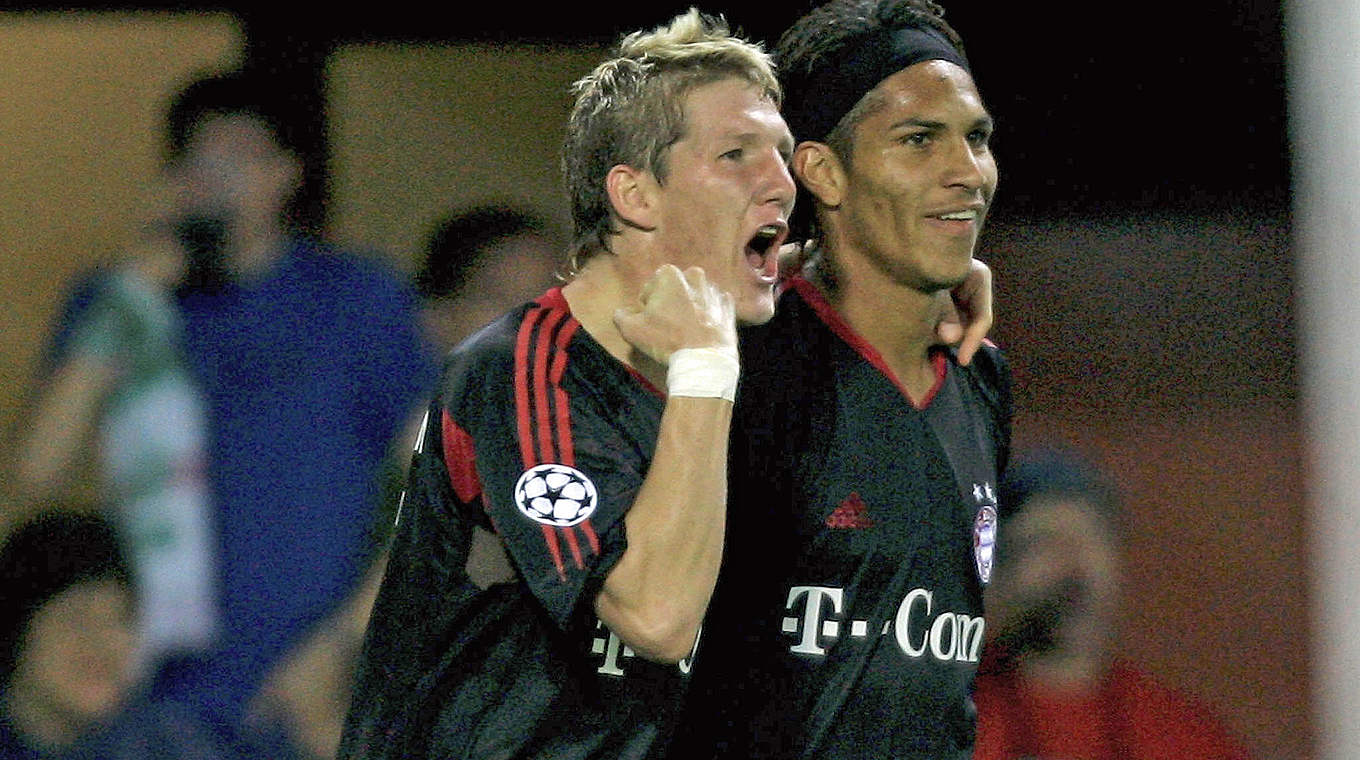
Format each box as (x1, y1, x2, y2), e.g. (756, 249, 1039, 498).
(0, 70, 559, 760)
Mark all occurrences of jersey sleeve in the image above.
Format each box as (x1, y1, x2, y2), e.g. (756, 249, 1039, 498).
(439, 305, 652, 631)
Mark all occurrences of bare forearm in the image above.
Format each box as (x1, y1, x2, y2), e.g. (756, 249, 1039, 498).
(12, 354, 115, 498)
(595, 396, 732, 662)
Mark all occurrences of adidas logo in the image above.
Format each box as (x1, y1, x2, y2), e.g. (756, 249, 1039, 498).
(826, 492, 874, 529)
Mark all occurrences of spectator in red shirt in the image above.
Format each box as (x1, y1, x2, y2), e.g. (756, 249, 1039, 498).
(973, 449, 1253, 760)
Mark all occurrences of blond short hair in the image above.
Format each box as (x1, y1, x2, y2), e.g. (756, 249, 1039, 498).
(561, 8, 780, 273)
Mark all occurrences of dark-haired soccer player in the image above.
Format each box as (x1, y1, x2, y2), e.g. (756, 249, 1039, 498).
(682, 1, 1010, 758)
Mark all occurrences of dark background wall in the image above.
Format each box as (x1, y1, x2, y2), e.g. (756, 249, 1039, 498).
(248, 1, 1291, 230)
(29, 1, 1283, 232)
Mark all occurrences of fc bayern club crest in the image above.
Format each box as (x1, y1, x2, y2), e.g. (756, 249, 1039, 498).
(973, 504, 998, 585)
(514, 463, 599, 527)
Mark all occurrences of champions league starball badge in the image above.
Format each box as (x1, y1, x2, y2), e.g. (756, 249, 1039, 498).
(514, 463, 598, 527)
(973, 503, 997, 585)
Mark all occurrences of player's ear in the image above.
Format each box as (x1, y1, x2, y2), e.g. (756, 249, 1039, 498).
(792, 141, 845, 208)
(606, 163, 660, 231)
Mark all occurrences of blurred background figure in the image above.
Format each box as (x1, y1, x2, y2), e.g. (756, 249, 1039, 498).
(972, 449, 1252, 760)
(9, 225, 217, 676)
(0, 510, 139, 758)
(413, 203, 562, 353)
(370, 203, 563, 558)
(141, 70, 434, 757)
(5, 69, 435, 760)
(0, 508, 241, 759)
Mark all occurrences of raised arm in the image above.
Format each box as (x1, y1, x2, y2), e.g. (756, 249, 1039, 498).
(594, 264, 738, 663)
(9, 351, 118, 511)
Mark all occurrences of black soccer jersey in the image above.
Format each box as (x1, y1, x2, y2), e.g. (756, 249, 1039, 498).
(339, 288, 695, 760)
(683, 277, 1011, 760)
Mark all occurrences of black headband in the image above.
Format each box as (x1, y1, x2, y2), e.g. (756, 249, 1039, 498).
(783, 25, 970, 143)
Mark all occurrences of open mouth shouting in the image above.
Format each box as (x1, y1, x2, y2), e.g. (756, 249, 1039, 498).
(745, 222, 789, 283)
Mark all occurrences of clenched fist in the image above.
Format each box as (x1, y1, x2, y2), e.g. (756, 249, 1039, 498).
(613, 264, 737, 367)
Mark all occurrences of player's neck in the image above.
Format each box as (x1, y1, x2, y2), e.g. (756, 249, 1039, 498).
(561, 254, 668, 389)
(810, 256, 942, 399)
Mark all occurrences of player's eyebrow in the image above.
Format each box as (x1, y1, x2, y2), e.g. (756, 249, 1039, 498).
(889, 117, 947, 131)
(888, 115, 994, 133)
(970, 115, 995, 133)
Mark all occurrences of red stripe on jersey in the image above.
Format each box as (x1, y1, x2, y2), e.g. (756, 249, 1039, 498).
(440, 410, 483, 505)
(625, 365, 665, 398)
(554, 383, 574, 466)
(541, 525, 566, 580)
(563, 527, 585, 569)
(551, 319, 580, 465)
(534, 308, 568, 464)
(514, 307, 541, 466)
(917, 352, 948, 408)
(514, 299, 597, 582)
(546, 320, 595, 567)
(581, 520, 601, 554)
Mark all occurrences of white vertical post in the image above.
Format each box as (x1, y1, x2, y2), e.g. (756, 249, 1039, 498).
(1289, 1, 1360, 757)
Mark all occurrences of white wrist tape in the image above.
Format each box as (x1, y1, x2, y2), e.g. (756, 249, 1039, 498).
(667, 346, 740, 401)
